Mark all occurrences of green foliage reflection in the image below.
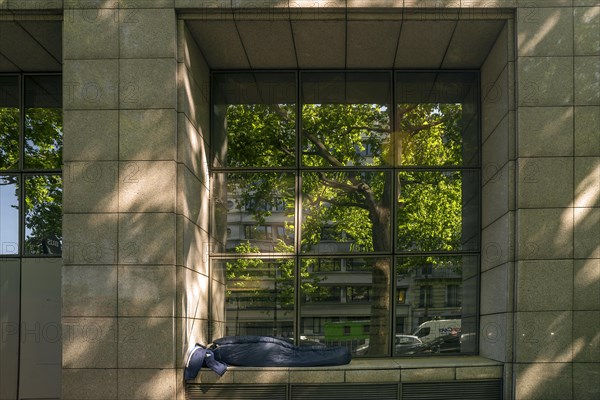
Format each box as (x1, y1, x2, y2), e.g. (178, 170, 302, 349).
(222, 100, 465, 353)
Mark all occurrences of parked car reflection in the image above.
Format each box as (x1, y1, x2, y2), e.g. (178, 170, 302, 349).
(353, 335, 424, 356)
(414, 334, 461, 354)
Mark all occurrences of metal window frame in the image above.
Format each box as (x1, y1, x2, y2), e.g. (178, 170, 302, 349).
(208, 69, 481, 356)
(0, 72, 62, 259)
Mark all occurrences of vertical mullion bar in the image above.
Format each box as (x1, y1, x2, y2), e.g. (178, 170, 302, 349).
(208, 71, 214, 341)
(19, 75, 25, 255)
(389, 70, 397, 356)
(294, 71, 302, 345)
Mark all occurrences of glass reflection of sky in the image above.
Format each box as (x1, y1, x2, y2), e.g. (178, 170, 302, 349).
(0, 177, 19, 254)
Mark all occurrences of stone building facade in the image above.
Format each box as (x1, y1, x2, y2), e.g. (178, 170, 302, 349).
(0, 1, 598, 399)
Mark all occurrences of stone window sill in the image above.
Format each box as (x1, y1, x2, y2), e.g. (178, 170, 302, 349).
(193, 356, 503, 384)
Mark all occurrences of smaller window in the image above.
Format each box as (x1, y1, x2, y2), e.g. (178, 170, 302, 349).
(397, 288, 407, 304)
(420, 264, 433, 275)
(346, 286, 370, 303)
(305, 286, 342, 303)
(396, 317, 405, 334)
(446, 284, 461, 307)
(419, 285, 433, 308)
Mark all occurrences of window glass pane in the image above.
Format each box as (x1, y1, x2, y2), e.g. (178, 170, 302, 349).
(0, 76, 20, 170)
(395, 255, 478, 355)
(24, 175, 62, 255)
(209, 71, 480, 355)
(215, 172, 295, 254)
(24, 76, 62, 170)
(300, 257, 391, 357)
(395, 72, 478, 166)
(0, 175, 19, 254)
(215, 258, 294, 338)
(213, 72, 296, 168)
(301, 171, 392, 254)
(301, 72, 391, 167)
(397, 170, 479, 252)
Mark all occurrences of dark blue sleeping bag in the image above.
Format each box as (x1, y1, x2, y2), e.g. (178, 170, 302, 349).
(210, 336, 351, 367)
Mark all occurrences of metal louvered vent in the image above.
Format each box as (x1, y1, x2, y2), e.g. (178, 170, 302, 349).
(291, 384, 398, 400)
(186, 384, 287, 400)
(402, 380, 502, 400)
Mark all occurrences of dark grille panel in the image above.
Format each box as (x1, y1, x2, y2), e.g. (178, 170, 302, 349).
(186, 380, 502, 400)
(402, 380, 502, 400)
(291, 384, 398, 400)
(186, 384, 287, 400)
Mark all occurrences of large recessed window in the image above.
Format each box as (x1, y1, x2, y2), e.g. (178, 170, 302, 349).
(0, 74, 62, 256)
(211, 71, 479, 356)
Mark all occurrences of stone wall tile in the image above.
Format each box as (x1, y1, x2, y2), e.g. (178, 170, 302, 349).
(483, 114, 509, 177)
(574, 259, 600, 310)
(63, 1, 117, 7)
(62, 369, 117, 400)
(482, 65, 509, 137)
(573, 362, 600, 399)
(479, 313, 513, 362)
(573, 310, 600, 362)
(517, 7, 573, 56)
(62, 317, 117, 368)
(482, 23, 509, 89)
(119, 58, 177, 109)
(183, 217, 208, 274)
(517, 260, 573, 311)
(176, 267, 208, 319)
(118, 212, 176, 265)
(574, 157, 600, 207)
(118, 265, 176, 317)
(177, 163, 202, 222)
(482, 162, 511, 227)
(518, 56, 573, 106)
(120, 0, 174, 7)
(518, 157, 573, 208)
(177, 112, 208, 180)
(8, 0, 62, 9)
(175, 317, 208, 368)
(63, 161, 118, 213)
(401, 368, 455, 381)
(64, 7, 118, 59)
(517, 208, 573, 260)
(481, 263, 511, 314)
(574, 106, 600, 156)
(455, 365, 503, 379)
(118, 161, 176, 212)
(63, 110, 118, 161)
(119, 109, 176, 161)
(574, 215, 600, 263)
(119, 8, 176, 58)
(117, 368, 176, 400)
(514, 363, 573, 400)
(64, 59, 119, 110)
(62, 265, 117, 317)
(289, 370, 344, 383)
(574, 6, 600, 55)
(234, 369, 290, 384)
(482, 212, 514, 271)
(575, 56, 600, 105)
(515, 311, 572, 362)
(63, 213, 118, 265)
(118, 318, 175, 368)
(517, 106, 573, 157)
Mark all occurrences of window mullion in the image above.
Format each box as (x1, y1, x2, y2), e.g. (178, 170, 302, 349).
(294, 71, 301, 346)
(18, 75, 25, 256)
